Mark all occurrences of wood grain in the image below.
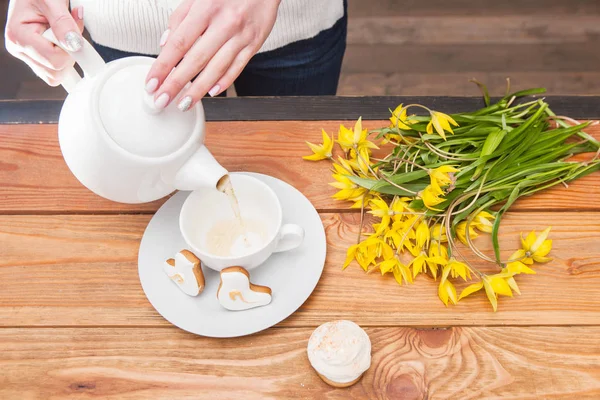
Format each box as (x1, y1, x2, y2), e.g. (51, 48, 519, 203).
(348, 16, 600, 45)
(0, 212, 598, 327)
(0, 326, 598, 399)
(1, 122, 598, 213)
(347, 0, 600, 17)
(339, 72, 600, 96)
(342, 44, 600, 74)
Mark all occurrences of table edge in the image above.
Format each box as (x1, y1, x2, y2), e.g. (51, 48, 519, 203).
(2, 96, 600, 124)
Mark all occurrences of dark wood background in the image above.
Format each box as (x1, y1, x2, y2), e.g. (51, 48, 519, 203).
(2, 0, 600, 99)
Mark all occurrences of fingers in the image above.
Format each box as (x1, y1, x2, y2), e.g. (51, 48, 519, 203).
(145, 2, 210, 95)
(5, 5, 84, 86)
(152, 24, 235, 108)
(176, 43, 253, 112)
(38, 0, 84, 52)
(24, 7, 84, 72)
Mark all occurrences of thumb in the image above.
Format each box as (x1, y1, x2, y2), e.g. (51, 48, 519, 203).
(71, 6, 85, 34)
(39, 0, 83, 52)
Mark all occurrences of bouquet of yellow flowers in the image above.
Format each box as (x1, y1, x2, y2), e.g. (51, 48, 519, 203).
(304, 86, 600, 311)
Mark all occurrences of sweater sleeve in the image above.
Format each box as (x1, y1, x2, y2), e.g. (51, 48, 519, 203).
(70, 0, 344, 55)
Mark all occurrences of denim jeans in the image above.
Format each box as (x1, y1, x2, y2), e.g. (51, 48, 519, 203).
(92, 4, 347, 96)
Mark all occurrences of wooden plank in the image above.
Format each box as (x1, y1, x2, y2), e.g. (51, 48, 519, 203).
(0, 326, 598, 399)
(339, 72, 600, 96)
(348, 16, 600, 45)
(342, 44, 600, 74)
(0, 212, 598, 327)
(0, 122, 598, 213)
(3, 97, 600, 124)
(348, 0, 600, 17)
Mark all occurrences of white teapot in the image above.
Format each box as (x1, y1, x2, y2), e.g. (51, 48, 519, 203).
(44, 30, 228, 204)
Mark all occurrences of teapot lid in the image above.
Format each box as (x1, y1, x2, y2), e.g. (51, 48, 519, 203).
(97, 60, 200, 158)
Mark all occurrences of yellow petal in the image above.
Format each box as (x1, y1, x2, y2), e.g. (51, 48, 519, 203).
(522, 231, 536, 250)
(535, 239, 552, 258)
(303, 153, 327, 161)
(532, 255, 553, 263)
(438, 280, 457, 306)
(531, 227, 551, 253)
(506, 261, 536, 275)
(490, 276, 513, 297)
(506, 277, 521, 295)
(343, 245, 358, 269)
(431, 115, 447, 140)
(458, 281, 484, 300)
(483, 278, 498, 312)
(426, 120, 434, 135)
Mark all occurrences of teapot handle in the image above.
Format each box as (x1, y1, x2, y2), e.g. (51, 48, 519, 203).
(42, 29, 106, 93)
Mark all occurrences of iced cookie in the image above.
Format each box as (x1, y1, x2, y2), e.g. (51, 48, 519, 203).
(163, 250, 205, 296)
(307, 320, 371, 388)
(217, 267, 272, 311)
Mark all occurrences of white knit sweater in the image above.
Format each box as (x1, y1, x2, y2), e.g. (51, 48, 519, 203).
(70, 0, 344, 55)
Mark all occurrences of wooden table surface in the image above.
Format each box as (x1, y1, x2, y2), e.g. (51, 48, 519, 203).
(0, 97, 599, 399)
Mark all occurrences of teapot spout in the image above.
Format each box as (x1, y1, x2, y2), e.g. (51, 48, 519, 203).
(169, 146, 228, 191)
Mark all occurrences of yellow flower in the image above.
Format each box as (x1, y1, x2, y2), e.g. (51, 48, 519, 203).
(426, 111, 459, 140)
(349, 193, 374, 209)
(337, 124, 354, 153)
(410, 253, 427, 278)
(506, 260, 536, 275)
(415, 221, 430, 250)
(337, 118, 379, 155)
(425, 244, 448, 280)
(459, 272, 517, 311)
(438, 266, 457, 306)
(343, 237, 379, 271)
(430, 224, 448, 242)
(355, 147, 373, 175)
(471, 211, 495, 233)
(368, 197, 407, 235)
(389, 104, 413, 130)
(445, 258, 471, 281)
(380, 258, 413, 285)
(456, 221, 479, 245)
(303, 129, 334, 161)
(429, 165, 458, 194)
(511, 227, 553, 264)
(419, 185, 445, 211)
(330, 173, 368, 202)
(411, 250, 446, 279)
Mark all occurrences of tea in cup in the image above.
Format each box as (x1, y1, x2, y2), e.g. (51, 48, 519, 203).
(179, 174, 304, 271)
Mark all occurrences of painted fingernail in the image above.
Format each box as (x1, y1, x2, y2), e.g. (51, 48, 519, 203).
(208, 84, 220, 97)
(177, 96, 193, 112)
(62, 31, 83, 52)
(145, 78, 158, 94)
(159, 29, 170, 47)
(155, 93, 170, 109)
(77, 6, 84, 20)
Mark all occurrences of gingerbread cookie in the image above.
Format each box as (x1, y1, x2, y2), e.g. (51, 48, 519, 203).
(217, 267, 272, 311)
(163, 250, 205, 296)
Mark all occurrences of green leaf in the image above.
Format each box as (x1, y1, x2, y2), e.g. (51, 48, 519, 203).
(381, 169, 429, 185)
(371, 183, 428, 197)
(346, 175, 379, 190)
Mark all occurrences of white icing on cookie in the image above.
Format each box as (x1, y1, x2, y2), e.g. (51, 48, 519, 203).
(307, 320, 371, 384)
(217, 268, 272, 311)
(163, 250, 204, 296)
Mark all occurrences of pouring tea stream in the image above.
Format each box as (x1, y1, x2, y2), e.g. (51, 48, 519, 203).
(43, 29, 229, 204)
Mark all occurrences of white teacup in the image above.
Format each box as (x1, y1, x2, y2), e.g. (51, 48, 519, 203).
(179, 174, 305, 271)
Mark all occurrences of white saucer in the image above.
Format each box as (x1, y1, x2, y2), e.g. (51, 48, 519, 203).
(138, 172, 327, 337)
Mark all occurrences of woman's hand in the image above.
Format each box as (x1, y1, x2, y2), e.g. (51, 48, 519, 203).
(145, 0, 280, 111)
(5, 0, 84, 86)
